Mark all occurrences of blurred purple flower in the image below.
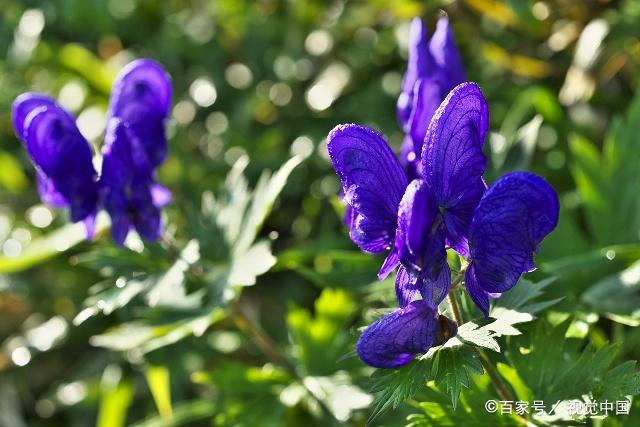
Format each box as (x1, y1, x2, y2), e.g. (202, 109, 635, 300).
(11, 58, 172, 246)
(397, 17, 465, 175)
(101, 59, 172, 245)
(12, 94, 99, 236)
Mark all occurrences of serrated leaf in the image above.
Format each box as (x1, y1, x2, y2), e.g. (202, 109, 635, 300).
(427, 341, 484, 408)
(369, 360, 429, 421)
(504, 318, 640, 410)
(457, 278, 560, 352)
(456, 322, 501, 352)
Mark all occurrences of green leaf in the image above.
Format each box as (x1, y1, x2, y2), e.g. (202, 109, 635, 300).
(145, 365, 173, 420)
(427, 341, 484, 409)
(130, 399, 216, 427)
(582, 259, 640, 320)
(569, 88, 640, 244)
(287, 288, 356, 375)
(0, 213, 109, 273)
(504, 318, 640, 408)
(457, 278, 561, 352)
(301, 372, 372, 422)
(369, 360, 429, 421)
(97, 369, 134, 427)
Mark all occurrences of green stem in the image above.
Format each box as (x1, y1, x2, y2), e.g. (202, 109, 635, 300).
(447, 286, 515, 404)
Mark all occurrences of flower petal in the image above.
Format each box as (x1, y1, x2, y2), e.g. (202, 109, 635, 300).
(378, 248, 400, 280)
(12, 93, 69, 141)
(464, 264, 491, 316)
(36, 170, 67, 208)
(101, 119, 163, 245)
(108, 59, 172, 167)
(408, 78, 443, 156)
(443, 178, 487, 257)
(356, 300, 439, 368)
(422, 82, 489, 254)
(395, 266, 419, 307)
(327, 124, 407, 253)
(429, 17, 466, 93)
(468, 172, 559, 299)
(418, 262, 450, 308)
(395, 179, 446, 276)
(23, 105, 98, 222)
(397, 18, 434, 128)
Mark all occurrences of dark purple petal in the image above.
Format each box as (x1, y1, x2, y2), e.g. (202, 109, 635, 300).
(399, 135, 421, 181)
(397, 18, 434, 128)
(108, 59, 172, 167)
(408, 78, 443, 156)
(443, 178, 487, 257)
(464, 264, 491, 317)
(395, 266, 419, 307)
(327, 124, 407, 254)
(395, 179, 446, 277)
(429, 16, 466, 93)
(423, 82, 489, 207)
(422, 82, 489, 254)
(378, 248, 400, 280)
(111, 213, 131, 247)
(356, 300, 439, 368)
(36, 170, 67, 208)
(101, 119, 163, 245)
(23, 105, 98, 222)
(418, 262, 450, 308)
(468, 172, 559, 301)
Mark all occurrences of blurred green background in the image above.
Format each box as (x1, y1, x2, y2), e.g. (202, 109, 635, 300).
(1, 0, 640, 426)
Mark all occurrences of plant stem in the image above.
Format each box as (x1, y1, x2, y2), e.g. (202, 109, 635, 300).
(231, 303, 292, 371)
(478, 350, 514, 402)
(447, 290, 515, 403)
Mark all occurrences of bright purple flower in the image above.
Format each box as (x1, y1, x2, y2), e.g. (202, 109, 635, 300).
(11, 94, 99, 233)
(107, 59, 172, 168)
(392, 82, 488, 307)
(356, 301, 457, 368)
(464, 172, 559, 316)
(397, 17, 465, 171)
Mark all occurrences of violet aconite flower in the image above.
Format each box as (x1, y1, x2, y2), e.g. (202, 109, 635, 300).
(11, 58, 172, 246)
(464, 172, 559, 316)
(107, 59, 172, 168)
(12, 94, 99, 234)
(100, 119, 169, 246)
(397, 17, 465, 174)
(356, 301, 458, 369)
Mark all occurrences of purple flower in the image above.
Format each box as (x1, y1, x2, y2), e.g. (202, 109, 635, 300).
(107, 59, 172, 168)
(397, 17, 465, 173)
(464, 172, 559, 316)
(100, 119, 170, 246)
(356, 301, 458, 368)
(12, 94, 99, 235)
(101, 59, 172, 245)
(328, 81, 558, 368)
(11, 58, 172, 245)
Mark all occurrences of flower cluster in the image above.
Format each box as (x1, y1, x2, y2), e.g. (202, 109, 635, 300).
(12, 59, 172, 246)
(327, 18, 559, 369)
